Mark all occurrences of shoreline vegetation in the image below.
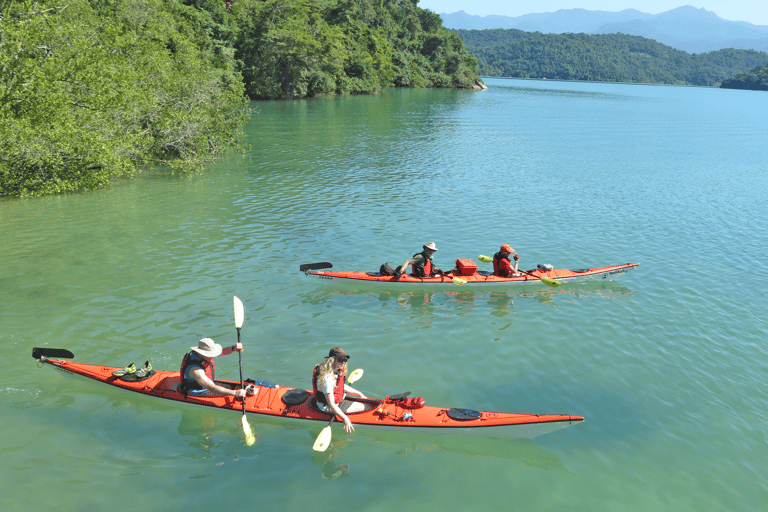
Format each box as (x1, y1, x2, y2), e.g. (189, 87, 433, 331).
(4, 2, 766, 198)
(453, 29, 768, 88)
(1, 0, 479, 197)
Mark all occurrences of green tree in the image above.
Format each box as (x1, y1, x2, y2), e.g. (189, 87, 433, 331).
(0, 0, 250, 196)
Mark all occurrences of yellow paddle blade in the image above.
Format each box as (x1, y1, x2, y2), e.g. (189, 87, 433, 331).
(242, 414, 256, 446)
(541, 276, 561, 287)
(313, 425, 332, 452)
(347, 368, 364, 384)
(478, 254, 493, 263)
(452, 277, 467, 286)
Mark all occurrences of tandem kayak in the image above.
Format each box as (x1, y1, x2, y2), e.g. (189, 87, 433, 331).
(32, 348, 584, 439)
(300, 261, 639, 288)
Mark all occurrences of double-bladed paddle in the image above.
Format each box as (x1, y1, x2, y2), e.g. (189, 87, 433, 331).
(312, 368, 364, 452)
(478, 255, 560, 287)
(234, 296, 256, 446)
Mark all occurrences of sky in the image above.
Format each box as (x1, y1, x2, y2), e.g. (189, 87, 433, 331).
(415, 1, 768, 26)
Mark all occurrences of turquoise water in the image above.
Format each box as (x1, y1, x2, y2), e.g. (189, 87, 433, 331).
(2, 78, 767, 510)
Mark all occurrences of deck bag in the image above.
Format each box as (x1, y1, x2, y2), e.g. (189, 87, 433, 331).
(455, 258, 478, 275)
(380, 263, 395, 276)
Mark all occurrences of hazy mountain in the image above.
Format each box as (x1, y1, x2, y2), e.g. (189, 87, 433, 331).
(440, 5, 768, 53)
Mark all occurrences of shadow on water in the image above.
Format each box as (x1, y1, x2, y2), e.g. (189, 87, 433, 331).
(300, 280, 635, 316)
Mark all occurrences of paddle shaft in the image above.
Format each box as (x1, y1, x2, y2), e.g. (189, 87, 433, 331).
(237, 327, 245, 414)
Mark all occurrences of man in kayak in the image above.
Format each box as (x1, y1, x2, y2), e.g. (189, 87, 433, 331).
(312, 347, 366, 433)
(493, 244, 520, 277)
(394, 242, 443, 280)
(179, 338, 249, 398)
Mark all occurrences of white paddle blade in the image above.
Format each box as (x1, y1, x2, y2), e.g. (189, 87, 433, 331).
(242, 414, 256, 446)
(347, 368, 364, 384)
(233, 296, 245, 329)
(312, 425, 332, 452)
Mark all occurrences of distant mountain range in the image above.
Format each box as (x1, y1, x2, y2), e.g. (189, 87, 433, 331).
(439, 5, 768, 54)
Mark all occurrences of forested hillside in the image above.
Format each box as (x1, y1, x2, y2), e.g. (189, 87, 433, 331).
(454, 29, 768, 86)
(1, 0, 479, 197)
(720, 65, 768, 91)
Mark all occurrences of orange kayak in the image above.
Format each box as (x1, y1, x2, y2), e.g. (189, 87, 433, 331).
(33, 349, 584, 439)
(301, 261, 638, 288)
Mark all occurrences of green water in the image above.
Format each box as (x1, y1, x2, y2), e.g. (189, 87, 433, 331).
(2, 79, 767, 511)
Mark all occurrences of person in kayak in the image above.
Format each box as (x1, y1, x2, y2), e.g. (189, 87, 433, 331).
(179, 338, 249, 398)
(312, 347, 367, 433)
(394, 242, 443, 280)
(493, 244, 520, 277)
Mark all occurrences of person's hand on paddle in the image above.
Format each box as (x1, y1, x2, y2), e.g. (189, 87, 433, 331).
(393, 269, 402, 280)
(233, 388, 247, 399)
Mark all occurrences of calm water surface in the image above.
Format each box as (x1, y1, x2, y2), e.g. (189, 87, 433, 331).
(2, 78, 767, 511)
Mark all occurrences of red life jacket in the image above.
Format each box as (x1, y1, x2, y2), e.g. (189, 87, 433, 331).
(179, 351, 216, 393)
(493, 251, 513, 276)
(312, 365, 345, 405)
(411, 251, 432, 277)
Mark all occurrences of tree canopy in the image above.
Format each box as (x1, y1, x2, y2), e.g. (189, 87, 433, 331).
(720, 65, 768, 91)
(454, 29, 768, 86)
(1, 0, 480, 197)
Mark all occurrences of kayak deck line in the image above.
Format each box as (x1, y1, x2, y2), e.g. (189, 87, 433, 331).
(34, 354, 584, 439)
(301, 262, 638, 287)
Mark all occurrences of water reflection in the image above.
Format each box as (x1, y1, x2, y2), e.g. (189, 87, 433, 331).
(177, 409, 259, 452)
(301, 280, 634, 316)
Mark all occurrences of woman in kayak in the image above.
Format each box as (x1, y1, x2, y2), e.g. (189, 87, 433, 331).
(493, 244, 520, 277)
(180, 338, 248, 398)
(312, 347, 367, 433)
(394, 242, 443, 280)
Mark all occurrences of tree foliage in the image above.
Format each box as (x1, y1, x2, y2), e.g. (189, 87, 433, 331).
(234, 0, 479, 99)
(720, 65, 768, 91)
(454, 29, 768, 86)
(1, 0, 250, 196)
(1, 0, 479, 196)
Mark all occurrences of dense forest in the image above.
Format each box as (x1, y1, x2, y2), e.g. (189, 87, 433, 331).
(454, 29, 768, 86)
(1, 0, 479, 197)
(720, 65, 768, 91)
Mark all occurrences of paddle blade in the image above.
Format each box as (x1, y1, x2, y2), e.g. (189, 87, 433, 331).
(478, 254, 493, 263)
(541, 276, 561, 288)
(233, 296, 245, 329)
(32, 348, 75, 360)
(452, 277, 467, 286)
(347, 368, 364, 384)
(242, 414, 256, 446)
(313, 425, 332, 452)
(300, 262, 333, 272)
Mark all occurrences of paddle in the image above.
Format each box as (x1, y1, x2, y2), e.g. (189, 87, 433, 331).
(234, 296, 256, 447)
(478, 255, 561, 287)
(300, 262, 333, 272)
(394, 269, 467, 286)
(312, 367, 364, 452)
(32, 348, 75, 360)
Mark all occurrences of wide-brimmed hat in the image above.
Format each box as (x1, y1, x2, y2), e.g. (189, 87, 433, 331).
(191, 338, 223, 358)
(423, 242, 438, 252)
(500, 244, 514, 254)
(327, 346, 350, 362)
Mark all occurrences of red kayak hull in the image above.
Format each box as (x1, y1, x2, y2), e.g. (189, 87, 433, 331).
(304, 263, 638, 287)
(36, 356, 584, 439)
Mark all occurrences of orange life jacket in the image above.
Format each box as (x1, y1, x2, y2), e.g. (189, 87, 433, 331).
(312, 365, 345, 405)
